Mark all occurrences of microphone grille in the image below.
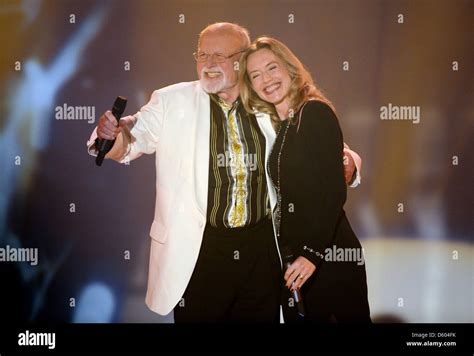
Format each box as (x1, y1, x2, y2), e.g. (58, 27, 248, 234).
(113, 96, 127, 113)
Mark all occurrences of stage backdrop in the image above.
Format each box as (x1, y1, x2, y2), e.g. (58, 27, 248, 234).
(0, 0, 472, 323)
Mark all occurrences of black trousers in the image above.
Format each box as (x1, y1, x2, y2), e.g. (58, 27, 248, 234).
(174, 217, 281, 323)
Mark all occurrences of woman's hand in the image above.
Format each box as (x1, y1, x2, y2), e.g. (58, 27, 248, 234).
(343, 149, 356, 184)
(284, 256, 316, 291)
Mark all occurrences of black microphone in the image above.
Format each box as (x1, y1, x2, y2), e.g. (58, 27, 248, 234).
(282, 246, 305, 319)
(95, 96, 128, 166)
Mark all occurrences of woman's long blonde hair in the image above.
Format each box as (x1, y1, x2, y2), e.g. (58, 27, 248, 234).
(239, 36, 335, 125)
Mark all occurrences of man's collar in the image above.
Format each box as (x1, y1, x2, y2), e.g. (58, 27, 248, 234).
(210, 94, 240, 112)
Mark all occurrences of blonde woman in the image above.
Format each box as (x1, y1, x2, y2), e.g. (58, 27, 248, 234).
(240, 37, 371, 323)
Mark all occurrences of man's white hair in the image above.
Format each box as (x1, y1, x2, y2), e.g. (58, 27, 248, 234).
(198, 22, 251, 50)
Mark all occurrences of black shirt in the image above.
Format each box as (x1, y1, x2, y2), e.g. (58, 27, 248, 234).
(206, 94, 269, 228)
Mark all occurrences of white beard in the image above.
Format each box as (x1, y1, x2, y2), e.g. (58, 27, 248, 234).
(199, 67, 229, 94)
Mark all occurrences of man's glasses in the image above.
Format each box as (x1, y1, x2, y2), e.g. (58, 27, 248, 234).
(193, 49, 246, 63)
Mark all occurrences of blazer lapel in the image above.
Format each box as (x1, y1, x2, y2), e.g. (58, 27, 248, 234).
(255, 112, 277, 211)
(192, 83, 211, 217)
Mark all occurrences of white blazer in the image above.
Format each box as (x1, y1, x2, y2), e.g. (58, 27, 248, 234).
(86, 80, 361, 316)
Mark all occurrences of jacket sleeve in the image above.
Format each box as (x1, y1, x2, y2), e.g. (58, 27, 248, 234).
(85, 89, 165, 163)
(297, 102, 347, 267)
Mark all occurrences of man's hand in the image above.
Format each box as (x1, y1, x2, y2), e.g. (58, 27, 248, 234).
(284, 256, 316, 291)
(343, 149, 356, 184)
(97, 111, 134, 140)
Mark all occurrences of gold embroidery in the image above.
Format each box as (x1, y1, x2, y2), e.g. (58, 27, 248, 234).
(219, 99, 248, 228)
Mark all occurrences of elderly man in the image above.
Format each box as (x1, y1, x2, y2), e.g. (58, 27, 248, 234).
(87, 22, 362, 322)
